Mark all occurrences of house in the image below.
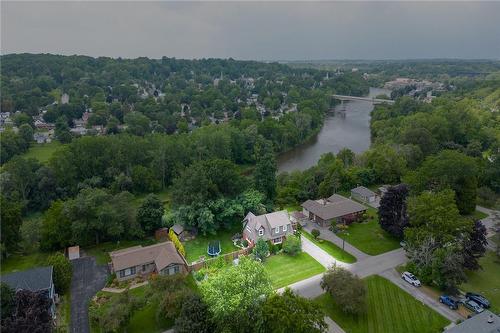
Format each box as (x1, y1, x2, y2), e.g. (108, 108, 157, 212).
(301, 194, 367, 227)
(444, 310, 499, 333)
(2, 266, 56, 317)
(110, 242, 187, 282)
(33, 132, 52, 144)
(351, 186, 378, 204)
(242, 210, 294, 246)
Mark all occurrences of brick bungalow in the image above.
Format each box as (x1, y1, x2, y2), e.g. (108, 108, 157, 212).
(301, 194, 367, 227)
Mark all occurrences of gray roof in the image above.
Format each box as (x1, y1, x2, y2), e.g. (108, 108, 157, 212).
(243, 210, 293, 242)
(171, 224, 184, 235)
(301, 194, 367, 220)
(445, 310, 500, 333)
(351, 186, 377, 197)
(1, 266, 53, 292)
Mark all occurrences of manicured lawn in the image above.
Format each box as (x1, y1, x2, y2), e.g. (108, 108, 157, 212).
(23, 141, 63, 163)
(56, 292, 71, 332)
(315, 275, 449, 333)
(183, 226, 240, 264)
(85, 239, 157, 265)
(302, 231, 356, 263)
(1, 252, 53, 274)
(337, 208, 400, 255)
(461, 251, 500, 313)
(263, 252, 325, 289)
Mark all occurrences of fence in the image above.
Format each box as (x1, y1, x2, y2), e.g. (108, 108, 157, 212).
(188, 246, 253, 272)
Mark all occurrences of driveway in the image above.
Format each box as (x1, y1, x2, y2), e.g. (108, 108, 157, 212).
(379, 269, 463, 322)
(70, 257, 109, 333)
(302, 222, 370, 260)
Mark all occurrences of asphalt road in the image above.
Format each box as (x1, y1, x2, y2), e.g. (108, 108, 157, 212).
(70, 257, 109, 333)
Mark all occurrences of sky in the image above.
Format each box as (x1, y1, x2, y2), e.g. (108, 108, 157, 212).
(2, 1, 500, 60)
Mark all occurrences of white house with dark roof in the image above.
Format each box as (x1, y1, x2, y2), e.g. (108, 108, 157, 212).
(242, 210, 293, 246)
(2, 266, 56, 317)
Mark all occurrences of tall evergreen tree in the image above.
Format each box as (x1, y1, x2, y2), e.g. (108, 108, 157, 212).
(378, 184, 409, 239)
(463, 220, 488, 271)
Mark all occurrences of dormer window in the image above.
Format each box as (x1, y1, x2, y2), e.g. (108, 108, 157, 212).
(283, 225, 287, 232)
(259, 229, 264, 236)
(275, 228, 279, 234)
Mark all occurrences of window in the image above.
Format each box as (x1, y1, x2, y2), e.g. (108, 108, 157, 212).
(174, 265, 180, 273)
(122, 267, 135, 277)
(258, 229, 264, 236)
(275, 228, 279, 234)
(119, 270, 125, 278)
(142, 264, 147, 272)
(273, 237, 282, 244)
(283, 225, 287, 232)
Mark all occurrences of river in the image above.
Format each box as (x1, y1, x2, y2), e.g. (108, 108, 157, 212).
(277, 87, 391, 173)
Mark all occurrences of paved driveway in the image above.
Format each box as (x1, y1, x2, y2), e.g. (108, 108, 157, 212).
(70, 257, 109, 333)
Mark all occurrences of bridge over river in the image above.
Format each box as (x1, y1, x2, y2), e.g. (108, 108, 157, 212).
(332, 94, 395, 105)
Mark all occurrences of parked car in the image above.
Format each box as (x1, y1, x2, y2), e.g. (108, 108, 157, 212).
(462, 299, 484, 314)
(439, 295, 459, 310)
(401, 271, 421, 287)
(466, 292, 490, 309)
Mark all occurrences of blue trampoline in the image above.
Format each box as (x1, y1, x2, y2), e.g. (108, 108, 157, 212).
(207, 241, 221, 256)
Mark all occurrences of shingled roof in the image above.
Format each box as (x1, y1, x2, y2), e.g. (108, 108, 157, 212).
(2, 266, 53, 292)
(301, 194, 367, 220)
(110, 242, 185, 272)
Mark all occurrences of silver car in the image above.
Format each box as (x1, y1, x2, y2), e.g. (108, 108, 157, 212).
(401, 271, 421, 287)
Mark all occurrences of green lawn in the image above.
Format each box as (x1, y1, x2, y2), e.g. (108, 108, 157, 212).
(1, 252, 53, 274)
(461, 251, 500, 313)
(263, 252, 325, 289)
(85, 239, 157, 265)
(315, 275, 449, 333)
(23, 141, 63, 163)
(337, 208, 401, 255)
(302, 231, 356, 263)
(56, 292, 71, 333)
(183, 226, 240, 264)
(465, 210, 489, 221)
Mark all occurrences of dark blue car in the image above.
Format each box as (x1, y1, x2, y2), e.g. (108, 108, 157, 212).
(439, 295, 459, 310)
(466, 292, 490, 309)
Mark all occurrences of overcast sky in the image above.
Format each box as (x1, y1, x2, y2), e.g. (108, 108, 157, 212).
(2, 1, 500, 60)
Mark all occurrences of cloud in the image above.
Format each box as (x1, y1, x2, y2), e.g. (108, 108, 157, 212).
(2, 1, 499, 59)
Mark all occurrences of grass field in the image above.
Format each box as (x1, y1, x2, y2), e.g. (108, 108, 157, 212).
(461, 251, 500, 313)
(302, 231, 356, 263)
(263, 252, 325, 289)
(315, 275, 449, 333)
(337, 208, 400, 255)
(183, 226, 240, 264)
(23, 141, 63, 163)
(1, 251, 53, 274)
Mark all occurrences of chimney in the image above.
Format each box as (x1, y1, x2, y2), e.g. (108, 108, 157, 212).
(487, 314, 494, 324)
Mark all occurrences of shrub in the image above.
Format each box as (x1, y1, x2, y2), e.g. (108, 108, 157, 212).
(311, 229, 320, 239)
(242, 239, 249, 248)
(169, 228, 186, 257)
(320, 266, 366, 315)
(46, 253, 72, 293)
(253, 238, 269, 260)
(282, 236, 302, 256)
(268, 242, 277, 255)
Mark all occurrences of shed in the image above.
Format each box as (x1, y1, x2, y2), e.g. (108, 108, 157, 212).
(67, 246, 80, 260)
(351, 186, 377, 203)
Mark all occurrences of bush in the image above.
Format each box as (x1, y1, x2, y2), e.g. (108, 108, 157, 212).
(242, 239, 249, 248)
(169, 228, 186, 257)
(268, 242, 278, 255)
(311, 229, 320, 239)
(320, 266, 366, 315)
(282, 236, 302, 256)
(46, 253, 72, 293)
(253, 238, 269, 260)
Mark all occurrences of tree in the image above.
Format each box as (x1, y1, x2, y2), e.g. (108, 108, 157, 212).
(46, 253, 72, 293)
(40, 201, 72, 251)
(200, 256, 272, 332)
(2, 290, 53, 333)
(282, 235, 301, 256)
(311, 229, 320, 239)
(253, 238, 269, 260)
(254, 138, 277, 201)
(124, 112, 150, 136)
(1, 283, 15, 320)
(137, 194, 164, 234)
(320, 266, 366, 315)
(55, 116, 72, 143)
(174, 294, 213, 333)
(378, 184, 409, 239)
(168, 229, 186, 257)
(431, 246, 467, 294)
(149, 275, 192, 322)
(0, 196, 22, 257)
(20, 217, 41, 254)
(364, 145, 406, 184)
(261, 289, 327, 333)
(18, 124, 33, 149)
(337, 148, 355, 168)
(463, 220, 488, 271)
(89, 291, 138, 333)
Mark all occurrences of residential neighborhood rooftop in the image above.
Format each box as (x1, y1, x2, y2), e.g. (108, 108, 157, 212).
(1, 266, 54, 292)
(110, 242, 185, 272)
(351, 186, 377, 197)
(301, 194, 367, 221)
(445, 310, 500, 333)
